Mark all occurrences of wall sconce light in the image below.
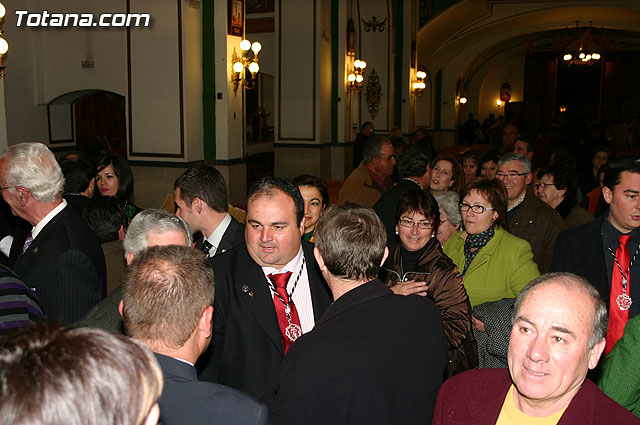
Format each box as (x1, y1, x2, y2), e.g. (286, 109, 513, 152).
(0, 3, 8, 78)
(496, 99, 503, 108)
(412, 71, 427, 97)
(458, 96, 467, 104)
(347, 59, 366, 93)
(231, 39, 261, 95)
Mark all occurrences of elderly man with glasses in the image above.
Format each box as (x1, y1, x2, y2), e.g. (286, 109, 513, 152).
(496, 153, 566, 273)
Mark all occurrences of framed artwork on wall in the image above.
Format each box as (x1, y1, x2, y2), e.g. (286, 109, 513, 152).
(228, 0, 244, 36)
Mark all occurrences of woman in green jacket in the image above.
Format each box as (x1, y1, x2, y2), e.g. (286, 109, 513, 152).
(443, 178, 539, 308)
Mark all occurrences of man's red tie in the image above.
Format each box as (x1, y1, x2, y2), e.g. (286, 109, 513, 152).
(269, 271, 302, 353)
(606, 234, 631, 354)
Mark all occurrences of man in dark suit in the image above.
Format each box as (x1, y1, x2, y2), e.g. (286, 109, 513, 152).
(75, 208, 193, 333)
(373, 145, 432, 246)
(197, 177, 332, 400)
(0, 142, 105, 325)
(174, 165, 244, 257)
(121, 245, 268, 425)
(551, 156, 640, 354)
(268, 204, 448, 424)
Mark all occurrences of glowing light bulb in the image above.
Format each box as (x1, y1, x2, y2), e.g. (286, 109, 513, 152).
(592, 53, 600, 60)
(459, 97, 467, 104)
(251, 42, 261, 54)
(232, 62, 243, 73)
(347, 73, 356, 82)
(0, 3, 6, 19)
(248, 62, 259, 73)
(579, 52, 586, 59)
(356, 75, 364, 83)
(416, 71, 426, 79)
(240, 39, 251, 51)
(0, 38, 9, 55)
(563, 54, 572, 61)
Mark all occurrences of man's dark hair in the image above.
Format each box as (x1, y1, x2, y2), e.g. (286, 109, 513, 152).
(603, 156, 640, 191)
(248, 177, 305, 226)
(83, 197, 128, 244)
(397, 145, 432, 179)
(60, 155, 96, 194)
(517, 135, 536, 153)
(537, 164, 580, 202)
(360, 121, 373, 131)
(174, 165, 228, 213)
(97, 155, 134, 202)
(362, 135, 391, 164)
(315, 203, 386, 281)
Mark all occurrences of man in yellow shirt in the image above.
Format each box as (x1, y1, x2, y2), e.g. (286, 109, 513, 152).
(432, 272, 640, 424)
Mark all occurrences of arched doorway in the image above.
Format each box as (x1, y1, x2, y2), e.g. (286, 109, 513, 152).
(48, 90, 126, 157)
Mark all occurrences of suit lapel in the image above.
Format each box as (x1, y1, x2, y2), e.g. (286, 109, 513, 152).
(581, 217, 609, 293)
(216, 219, 242, 255)
(302, 242, 331, 322)
(14, 208, 67, 272)
(235, 250, 284, 355)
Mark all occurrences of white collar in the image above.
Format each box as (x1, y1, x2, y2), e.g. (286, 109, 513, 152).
(32, 200, 67, 239)
(507, 190, 527, 212)
(204, 213, 232, 251)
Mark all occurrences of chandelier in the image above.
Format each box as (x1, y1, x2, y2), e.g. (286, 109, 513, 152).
(562, 22, 602, 66)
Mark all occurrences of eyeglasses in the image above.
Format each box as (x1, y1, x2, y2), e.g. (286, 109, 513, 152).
(398, 218, 432, 230)
(534, 182, 557, 190)
(459, 202, 495, 214)
(495, 171, 528, 179)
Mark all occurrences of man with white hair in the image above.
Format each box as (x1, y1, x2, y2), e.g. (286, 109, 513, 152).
(0, 143, 106, 325)
(75, 208, 193, 333)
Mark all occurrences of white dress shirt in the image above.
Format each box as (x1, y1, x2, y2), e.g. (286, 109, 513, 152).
(261, 245, 315, 333)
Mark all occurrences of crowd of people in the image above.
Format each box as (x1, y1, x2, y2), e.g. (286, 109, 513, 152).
(0, 118, 640, 424)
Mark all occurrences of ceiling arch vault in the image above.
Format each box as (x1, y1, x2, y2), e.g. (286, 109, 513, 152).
(416, 0, 640, 131)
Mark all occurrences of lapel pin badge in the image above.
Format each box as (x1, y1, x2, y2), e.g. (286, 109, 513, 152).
(242, 284, 254, 297)
(33, 248, 38, 254)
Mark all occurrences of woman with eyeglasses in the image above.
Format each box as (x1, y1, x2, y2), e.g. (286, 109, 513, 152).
(443, 178, 539, 308)
(380, 188, 476, 376)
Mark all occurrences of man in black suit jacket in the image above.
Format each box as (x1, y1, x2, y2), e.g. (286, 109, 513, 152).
(121, 245, 268, 425)
(74, 208, 193, 332)
(197, 177, 332, 400)
(551, 156, 640, 353)
(373, 145, 432, 246)
(174, 165, 244, 257)
(268, 204, 448, 425)
(0, 143, 105, 325)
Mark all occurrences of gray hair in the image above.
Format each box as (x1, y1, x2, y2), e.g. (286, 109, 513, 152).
(123, 209, 192, 256)
(498, 153, 531, 175)
(513, 272, 608, 349)
(433, 191, 462, 227)
(0, 143, 65, 202)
